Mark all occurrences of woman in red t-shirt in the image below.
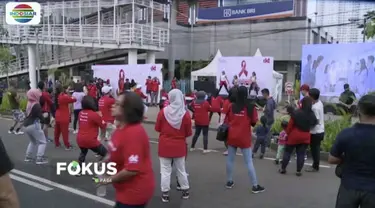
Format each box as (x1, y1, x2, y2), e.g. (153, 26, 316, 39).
(54, 85, 76, 149)
(76, 96, 107, 173)
(97, 91, 155, 208)
(280, 96, 317, 176)
(222, 86, 265, 193)
(209, 89, 223, 123)
(190, 91, 211, 153)
(155, 89, 192, 203)
(221, 87, 238, 155)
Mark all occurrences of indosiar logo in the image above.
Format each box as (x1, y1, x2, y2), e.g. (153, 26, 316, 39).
(6, 2, 41, 25)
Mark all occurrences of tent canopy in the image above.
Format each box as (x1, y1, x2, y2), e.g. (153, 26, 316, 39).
(191, 50, 222, 77)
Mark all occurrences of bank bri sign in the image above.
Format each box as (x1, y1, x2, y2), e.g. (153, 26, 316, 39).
(197, 1, 294, 23)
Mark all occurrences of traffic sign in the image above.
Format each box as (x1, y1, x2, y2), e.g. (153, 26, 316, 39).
(285, 82, 293, 90)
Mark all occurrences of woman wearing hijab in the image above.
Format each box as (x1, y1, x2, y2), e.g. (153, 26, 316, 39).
(155, 89, 192, 203)
(280, 96, 317, 176)
(222, 86, 265, 193)
(23, 89, 48, 164)
(190, 91, 211, 153)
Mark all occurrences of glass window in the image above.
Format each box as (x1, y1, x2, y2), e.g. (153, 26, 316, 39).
(222, 0, 238, 7)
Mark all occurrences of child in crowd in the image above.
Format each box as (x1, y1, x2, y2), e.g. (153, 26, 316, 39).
(275, 120, 288, 164)
(252, 116, 270, 159)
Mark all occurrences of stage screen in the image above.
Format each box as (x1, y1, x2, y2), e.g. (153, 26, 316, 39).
(301, 43, 375, 100)
(217, 56, 274, 96)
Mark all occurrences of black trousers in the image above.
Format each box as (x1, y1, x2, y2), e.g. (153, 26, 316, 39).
(73, 109, 81, 130)
(191, 125, 209, 150)
(310, 133, 324, 170)
(78, 144, 107, 165)
(281, 144, 308, 172)
(218, 84, 229, 94)
(114, 202, 146, 208)
(253, 139, 266, 154)
(336, 185, 375, 208)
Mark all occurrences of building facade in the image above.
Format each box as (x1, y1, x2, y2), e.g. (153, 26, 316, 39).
(313, 0, 375, 43)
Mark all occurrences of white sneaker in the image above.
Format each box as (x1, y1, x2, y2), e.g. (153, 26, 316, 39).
(8, 130, 14, 134)
(203, 150, 210, 154)
(223, 150, 228, 155)
(73, 130, 78, 134)
(190, 148, 195, 152)
(15, 131, 24, 135)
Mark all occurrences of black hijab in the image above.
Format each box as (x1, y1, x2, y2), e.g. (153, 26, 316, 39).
(232, 86, 255, 118)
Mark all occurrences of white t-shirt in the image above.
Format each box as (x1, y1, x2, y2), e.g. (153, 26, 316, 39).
(220, 75, 226, 82)
(251, 76, 256, 82)
(311, 100, 325, 134)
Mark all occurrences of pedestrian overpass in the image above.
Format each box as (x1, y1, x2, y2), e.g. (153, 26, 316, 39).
(0, 0, 170, 88)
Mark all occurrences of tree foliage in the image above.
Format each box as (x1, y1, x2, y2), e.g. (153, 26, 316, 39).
(0, 47, 15, 86)
(364, 11, 375, 39)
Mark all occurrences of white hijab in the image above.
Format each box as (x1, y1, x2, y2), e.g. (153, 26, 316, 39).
(164, 89, 186, 129)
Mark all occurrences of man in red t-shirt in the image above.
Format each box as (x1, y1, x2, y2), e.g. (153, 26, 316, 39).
(98, 86, 116, 141)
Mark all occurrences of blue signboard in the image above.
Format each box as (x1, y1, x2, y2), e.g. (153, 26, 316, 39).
(197, 1, 294, 22)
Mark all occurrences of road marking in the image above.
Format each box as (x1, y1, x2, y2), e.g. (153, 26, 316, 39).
(10, 174, 54, 191)
(11, 169, 115, 207)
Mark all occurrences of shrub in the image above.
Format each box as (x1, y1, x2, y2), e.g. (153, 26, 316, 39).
(0, 91, 27, 112)
(321, 115, 351, 152)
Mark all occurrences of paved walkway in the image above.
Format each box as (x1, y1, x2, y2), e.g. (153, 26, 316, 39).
(0, 117, 340, 208)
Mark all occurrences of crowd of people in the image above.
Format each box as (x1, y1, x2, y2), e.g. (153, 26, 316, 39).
(1, 75, 375, 208)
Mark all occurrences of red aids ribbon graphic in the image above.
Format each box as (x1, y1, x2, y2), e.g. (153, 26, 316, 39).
(239, 60, 248, 77)
(151, 66, 156, 71)
(118, 69, 125, 93)
(263, 58, 270, 63)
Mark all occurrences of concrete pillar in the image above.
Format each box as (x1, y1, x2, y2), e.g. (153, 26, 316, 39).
(286, 62, 296, 83)
(27, 45, 37, 89)
(69, 67, 73, 77)
(168, 0, 177, 80)
(146, 51, 155, 64)
(128, 49, 138, 65)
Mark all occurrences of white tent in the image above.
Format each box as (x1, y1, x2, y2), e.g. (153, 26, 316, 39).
(190, 50, 222, 90)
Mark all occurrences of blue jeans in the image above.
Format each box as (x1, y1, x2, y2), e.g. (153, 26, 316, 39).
(226, 145, 258, 186)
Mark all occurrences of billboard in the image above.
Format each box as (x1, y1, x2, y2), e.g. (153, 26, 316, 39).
(197, 1, 293, 23)
(301, 43, 375, 99)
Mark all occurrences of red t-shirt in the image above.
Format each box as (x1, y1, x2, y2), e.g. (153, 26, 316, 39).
(41, 91, 52, 113)
(76, 110, 106, 148)
(55, 93, 76, 123)
(210, 96, 223, 112)
(87, 84, 97, 99)
(109, 124, 155, 205)
(224, 105, 258, 148)
(192, 101, 211, 126)
(98, 95, 115, 123)
(145, 79, 152, 92)
(151, 80, 160, 92)
(155, 110, 192, 158)
(286, 117, 311, 145)
(222, 99, 231, 114)
(134, 89, 147, 99)
(171, 80, 177, 89)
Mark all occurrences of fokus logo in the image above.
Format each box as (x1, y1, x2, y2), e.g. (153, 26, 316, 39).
(6, 2, 41, 25)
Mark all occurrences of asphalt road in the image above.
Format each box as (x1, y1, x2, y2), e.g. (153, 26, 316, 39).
(1, 117, 340, 208)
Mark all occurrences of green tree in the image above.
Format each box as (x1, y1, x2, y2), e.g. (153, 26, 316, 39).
(364, 11, 375, 39)
(0, 47, 15, 87)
